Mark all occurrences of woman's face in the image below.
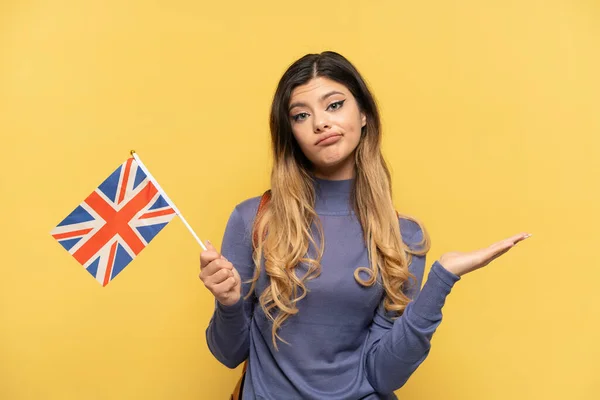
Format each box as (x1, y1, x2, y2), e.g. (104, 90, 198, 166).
(288, 77, 366, 180)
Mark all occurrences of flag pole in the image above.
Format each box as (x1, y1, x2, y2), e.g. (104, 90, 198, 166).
(130, 150, 207, 251)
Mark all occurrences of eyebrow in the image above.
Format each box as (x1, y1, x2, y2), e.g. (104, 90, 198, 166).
(288, 90, 346, 112)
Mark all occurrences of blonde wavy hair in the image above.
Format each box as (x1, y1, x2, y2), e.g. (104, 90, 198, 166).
(247, 51, 431, 349)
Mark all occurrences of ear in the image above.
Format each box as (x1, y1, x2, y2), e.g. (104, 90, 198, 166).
(360, 112, 367, 128)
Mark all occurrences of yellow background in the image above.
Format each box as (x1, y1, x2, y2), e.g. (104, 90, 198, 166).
(1, 1, 599, 399)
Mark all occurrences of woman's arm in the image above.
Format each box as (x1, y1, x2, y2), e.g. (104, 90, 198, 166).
(205, 204, 257, 369)
(366, 223, 529, 393)
(365, 256, 460, 393)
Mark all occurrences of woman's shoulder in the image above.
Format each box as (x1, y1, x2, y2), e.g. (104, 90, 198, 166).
(227, 191, 269, 229)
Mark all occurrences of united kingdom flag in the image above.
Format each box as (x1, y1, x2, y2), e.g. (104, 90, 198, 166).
(51, 156, 176, 286)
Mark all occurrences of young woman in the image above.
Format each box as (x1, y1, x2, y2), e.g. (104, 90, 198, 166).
(199, 51, 530, 399)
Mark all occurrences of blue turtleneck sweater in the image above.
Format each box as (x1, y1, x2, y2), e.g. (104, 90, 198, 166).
(206, 178, 461, 399)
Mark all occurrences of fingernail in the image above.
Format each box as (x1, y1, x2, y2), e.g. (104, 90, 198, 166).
(206, 240, 211, 246)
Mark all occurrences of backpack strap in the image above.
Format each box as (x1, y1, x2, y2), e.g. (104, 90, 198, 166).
(252, 189, 271, 248)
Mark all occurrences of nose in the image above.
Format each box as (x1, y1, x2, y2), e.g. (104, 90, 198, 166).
(313, 113, 331, 133)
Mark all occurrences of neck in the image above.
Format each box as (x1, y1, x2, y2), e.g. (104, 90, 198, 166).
(312, 175, 354, 215)
(313, 156, 356, 181)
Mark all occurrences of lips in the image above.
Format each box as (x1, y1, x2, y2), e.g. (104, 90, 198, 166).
(315, 133, 342, 145)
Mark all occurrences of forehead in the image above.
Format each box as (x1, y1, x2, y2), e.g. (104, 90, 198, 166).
(289, 77, 350, 101)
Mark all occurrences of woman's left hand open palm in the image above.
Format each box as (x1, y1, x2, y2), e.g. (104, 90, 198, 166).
(439, 232, 532, 277)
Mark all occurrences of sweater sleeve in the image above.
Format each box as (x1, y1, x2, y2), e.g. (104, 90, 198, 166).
(365, 227, 461, 393)
(205, 204, 257, 369)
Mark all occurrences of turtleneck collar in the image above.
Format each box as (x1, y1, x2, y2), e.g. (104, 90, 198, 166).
(313, 176, 354, 215)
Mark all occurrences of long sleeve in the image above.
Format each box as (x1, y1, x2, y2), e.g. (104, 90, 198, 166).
(365, 243, 461, 393)
(205, 205, 257, 369)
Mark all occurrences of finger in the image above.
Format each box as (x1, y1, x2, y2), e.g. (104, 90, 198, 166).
(205, 240, 217, 252)
(504, 232, 532, 245)
(482, 233, 530, 264)
(204, 239, 228, 260)
(488, 232, 530, 253)
(513, 232, 532, 245)
(204, 241, 228, 263)
(200, 250, 221, 269)
(213, 276, 237, 295)
(204, 268, 234, 287)
(485, 246, 512, 265)
(200, 258, 233, 280)
(200, 240, 222, 269)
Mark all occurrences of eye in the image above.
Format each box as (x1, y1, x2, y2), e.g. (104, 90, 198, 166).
(292, 112, 310, 122)
(327, 100, 345, 111)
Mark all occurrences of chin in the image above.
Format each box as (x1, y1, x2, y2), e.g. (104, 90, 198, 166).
(307, 144, 358, 174)
(319, 149, 346, 165)
(315, 156, 344, 168)
(313, 155, 352, 173)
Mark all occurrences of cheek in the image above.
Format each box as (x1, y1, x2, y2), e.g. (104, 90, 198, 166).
(291, 125, 313, 149)
(335, 110, 362, 134)
(339, 113, 364, 151)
